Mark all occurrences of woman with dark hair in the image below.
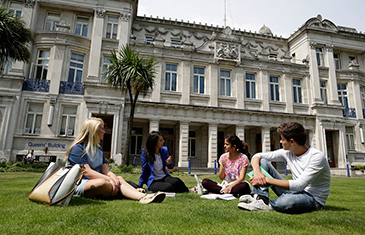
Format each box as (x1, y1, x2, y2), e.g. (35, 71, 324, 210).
(202, 134, 251, 197)
(138, 131, 192, 193)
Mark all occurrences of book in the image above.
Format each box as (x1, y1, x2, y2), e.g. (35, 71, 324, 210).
(200, 193, 236, 200)
(158, 192, 176, 197)
(247, 166, 273, 188)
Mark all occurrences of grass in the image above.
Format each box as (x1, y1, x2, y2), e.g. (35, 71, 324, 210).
(0, 172, 364, 235)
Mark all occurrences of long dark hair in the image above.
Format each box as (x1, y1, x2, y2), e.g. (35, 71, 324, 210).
(225, 134, 251, 159)
(145, 131, 162, 163)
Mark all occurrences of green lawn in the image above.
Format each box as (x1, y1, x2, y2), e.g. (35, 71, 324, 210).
(0, 172, 364, 235)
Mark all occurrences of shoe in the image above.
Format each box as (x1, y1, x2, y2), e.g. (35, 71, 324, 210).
(238, 199, 272, 211)
(194, 174, 203, 194)
(139, 192, 166, 204)
(239, 194, 258, 203)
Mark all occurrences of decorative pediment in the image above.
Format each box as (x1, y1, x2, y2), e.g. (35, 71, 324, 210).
(304, 14, 338, 32)
(214, 41, 240, 62)
(212, 26, 241, 43)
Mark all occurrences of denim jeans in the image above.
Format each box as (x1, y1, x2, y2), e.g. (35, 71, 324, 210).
(252, 158, 324, 214)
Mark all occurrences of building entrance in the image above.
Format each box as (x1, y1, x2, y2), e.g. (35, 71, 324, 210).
(325, 131, 336, 167)
(92, 114, 113, 159)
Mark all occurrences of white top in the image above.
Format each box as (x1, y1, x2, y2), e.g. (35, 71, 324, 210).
(252, 146, 331, 206)
(153, 153, 166, 180)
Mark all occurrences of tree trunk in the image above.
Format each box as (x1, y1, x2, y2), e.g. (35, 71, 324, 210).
(123, 90, 139, 165)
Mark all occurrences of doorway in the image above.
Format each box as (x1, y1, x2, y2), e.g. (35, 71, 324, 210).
(326, 131, 336, 167)
(92, 114, 113, 159)
(161, 128, 175, 162)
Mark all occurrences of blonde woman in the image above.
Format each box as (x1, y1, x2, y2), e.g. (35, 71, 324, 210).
(64, 117, 165, 204)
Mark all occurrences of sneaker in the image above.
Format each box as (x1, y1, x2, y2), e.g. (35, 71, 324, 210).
(239, 194, 258, 203)
(139, 192, 166, 204)
(238, 199, 272, 211)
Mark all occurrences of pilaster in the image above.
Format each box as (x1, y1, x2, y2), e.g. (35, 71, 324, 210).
(207, 123, 218, 167)
(178, 122, 189, 167)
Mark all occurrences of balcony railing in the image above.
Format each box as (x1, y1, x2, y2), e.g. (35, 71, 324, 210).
(343, 108, 356, 118)
(22, 78, 50, 92)
(59, 81, 84, 95)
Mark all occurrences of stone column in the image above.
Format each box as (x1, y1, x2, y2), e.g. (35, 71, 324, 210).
(151, 60, 162, 102)
(308, 42, 322, 103)
(283, 72, 293, 113)
(236, 125, 245, 141)
(87, 8, 105, 82)
(178, 122, 189, 167)
(181, 61, 191, 104)
(260, 69, 269, 111)
(236, 67, 244, 109)
(207, 123, 218, 167)
(48, 45, 66, 94)
(324, 44, 341, 105)
(118, 12, 132, 48)
(149, 119, 160, 132)
(208, 63, 218, 107)
(261, 126, 271, 153)
(351, 79, 362, 119)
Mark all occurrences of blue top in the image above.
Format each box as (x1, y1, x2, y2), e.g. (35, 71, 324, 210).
(66, 143, 106, 180)
(138, 146, 174, 188)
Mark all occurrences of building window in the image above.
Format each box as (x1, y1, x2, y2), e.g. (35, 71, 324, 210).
(316, 48, 324, 66)
(320, 80, 328, 104)
(9, 2, 22, 18)
(60, 106, 77, 136)
(337, 84, 348, 108)
(68, 53, 84, 83)
(130, 128, 143, 155)
(75, 16, 89, 37)
(346, 127, 355, 150)
(146, 36, 154, 44)
(165, 64, 177, 91)
(270, 76, 280, 101)
(334, 53, 340, 69)
(24, 103, 43, 134)
(102, 55, 112, 81)
(220, 70, 231, 96)
(171, 39, 181, 48)
(293, 79, 302, 103)
(45, 12, 60, 31)
(106, 16, 118, 39)
(0, 59, 12, 75)
(269, 54, 277, 61)
(193, 67, 205, 94)
(188, 131, 196, 157)
(361, 87, 365, 110)
(246, 73, 256, 99)
(32, 50, 50, 80)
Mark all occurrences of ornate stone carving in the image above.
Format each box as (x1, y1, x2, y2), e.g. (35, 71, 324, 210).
(215, 42, 240, 62)
(309, 42, 317, 49)
(121, 13, 131, 22)
(24, 0, 36, 8)
(55, 18, 70, 33)
(325, 44, 333, 52)
(95, 8, 106, 18)
(212, 26, 240, 42)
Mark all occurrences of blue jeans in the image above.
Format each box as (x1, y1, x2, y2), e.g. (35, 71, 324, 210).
(252, 159, 324, 214)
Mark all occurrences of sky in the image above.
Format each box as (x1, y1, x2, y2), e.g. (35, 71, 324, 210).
(137, 0, 365, 38)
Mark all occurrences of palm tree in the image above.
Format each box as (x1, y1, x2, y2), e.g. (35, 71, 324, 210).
(104, 44, 157, 164)
(0, 5, 33, 68)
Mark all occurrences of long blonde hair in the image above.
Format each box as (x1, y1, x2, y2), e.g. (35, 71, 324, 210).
(64, 117, 104, 162)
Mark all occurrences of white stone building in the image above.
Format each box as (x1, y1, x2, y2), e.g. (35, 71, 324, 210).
(1, 0, 365, 175)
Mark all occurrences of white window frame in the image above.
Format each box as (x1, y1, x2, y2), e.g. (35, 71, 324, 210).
(75, 16, 89, 37)
(68, 52, 84, 83)
(361, 87, 365, 109)
(316, 48, 324, 66)
(165, 64, 177, 91)
(346, 126, 355, 150)
(102, 55, 112, 82)
(32, 50, 50, 80)
(337, 84, 348, 108)
(320, 80, 328, 104)
(24, 103, 43, 135)
(245, 73, 256, 99)
(106, 16, 118, 39)
(334, 53, 341, 70)
(220, 70, 231, 97)
(9, 2, 22, 18)
(130, 127, 143, 155)
(188, 131, 196, 157)
(59, 106, 77, 136)
(270, 76, 280, 101)
(45, 12, 60, 31)
(193, 67, 205, 94)
(293, 78, 302, 103)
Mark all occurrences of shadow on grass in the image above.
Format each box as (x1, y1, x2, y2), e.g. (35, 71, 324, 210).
(324, 205, 349, 211)
(70, 198, 107, 206)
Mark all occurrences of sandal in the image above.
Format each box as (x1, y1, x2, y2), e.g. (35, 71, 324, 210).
(139, 192, 166, 204)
